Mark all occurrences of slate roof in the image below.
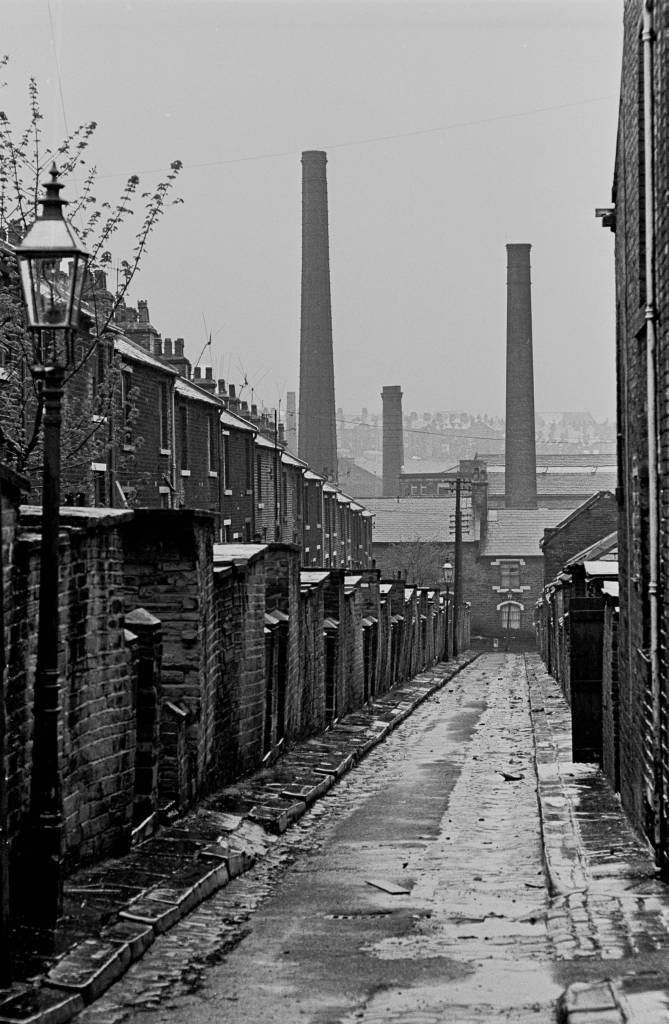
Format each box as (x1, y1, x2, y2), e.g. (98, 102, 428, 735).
(487, 470, 618, 497)
(481, 508, 571, 557)
(220, 408, 256, 433)
(116, 335, 177, 375)
(175, 376, 221, 405)
(565, 531, 618, 566)
(481, 452, 617, 468)
(366, 497, 472, 544)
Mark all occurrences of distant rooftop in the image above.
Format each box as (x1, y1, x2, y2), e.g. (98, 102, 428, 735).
(366, 496, 478, 544)
(482, 508, 572, 558)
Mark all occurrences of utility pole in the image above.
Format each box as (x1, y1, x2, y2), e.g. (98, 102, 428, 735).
(0, 477, 10, 984)
(274, 409, 281, 541)
(453, 475, 463, 656)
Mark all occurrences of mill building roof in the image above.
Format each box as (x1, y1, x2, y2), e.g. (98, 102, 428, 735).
(365, 496, 478, 544)
(481, 508, 572, 558)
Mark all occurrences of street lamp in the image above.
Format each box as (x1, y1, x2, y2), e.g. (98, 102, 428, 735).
(15, 163, 90, 946)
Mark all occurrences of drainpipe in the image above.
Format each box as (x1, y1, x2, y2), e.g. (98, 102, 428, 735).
(642, 0, 661, 844)
(170, 381, 177, 508)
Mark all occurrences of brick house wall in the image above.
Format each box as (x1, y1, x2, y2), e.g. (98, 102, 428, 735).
(303, 473, 324, 566)
(174, 382, 222, 518)
(341, 582, 365, 712)
(298, 579, 327, 734)
(610, 0, 668, 850)
(116, 338, 177, 509)
(322, 570, 345, 717)
(465, 548, 543, 639)
(602, 599, 620, 792)
(323, 488, 339, 567)
(215, 554, 267, 778)
(541, 492, 617, 585)
(254, 437, 279, 542)
(7, 506, 136, 893)
(222, 414, 256, 542)
(264, 544, 301, 740)
(280, 455, 306, 548)
(120, 509, 219, 797)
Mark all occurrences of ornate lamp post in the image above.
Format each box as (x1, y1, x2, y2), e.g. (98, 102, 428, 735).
(15, 164, 90, 945)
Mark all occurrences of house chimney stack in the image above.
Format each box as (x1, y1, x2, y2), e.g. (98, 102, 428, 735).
(382, 385, 404, 497)
(505, 243, 537, 509)
(298, 150, 338, 481)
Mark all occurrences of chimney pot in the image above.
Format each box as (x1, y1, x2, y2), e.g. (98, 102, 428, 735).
(163, 337, 173, 357)
(137, 299, 149, 324)
(251, 404, 258, 417)
(175, 338, 184, 356)
(153, 338, 163, 357)
(218, 379, 227, 396)
(205, 366, 213, 380)
(194, 366, 201, 379)
(229, 384, 236, 398)
(241, 400, 249, 413)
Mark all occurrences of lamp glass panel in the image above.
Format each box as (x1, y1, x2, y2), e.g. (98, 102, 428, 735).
(20, 254, 85, 329)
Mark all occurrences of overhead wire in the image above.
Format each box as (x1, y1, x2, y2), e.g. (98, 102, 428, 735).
(96, 93, 617, 181)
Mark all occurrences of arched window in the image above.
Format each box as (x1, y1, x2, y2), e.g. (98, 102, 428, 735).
(498, 601, 522, 629)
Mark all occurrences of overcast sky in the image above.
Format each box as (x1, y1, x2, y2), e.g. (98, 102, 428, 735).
(4, 0, 622, 421)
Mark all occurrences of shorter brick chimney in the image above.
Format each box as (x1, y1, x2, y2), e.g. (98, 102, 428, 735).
(153, 338, 163, 358)
(159, 335, 191, 380)
(200, 366, 216, 393)
(120, 299, 159, 352)
(217, 379, 227, 397)
(193, 366, 201, 380)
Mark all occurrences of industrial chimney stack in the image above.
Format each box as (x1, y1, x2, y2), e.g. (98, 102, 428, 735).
(298, 150, 338, 481)
(505, 243, 537, 509)
(286, 391, 297, 454)
(382, 385, 404, 497)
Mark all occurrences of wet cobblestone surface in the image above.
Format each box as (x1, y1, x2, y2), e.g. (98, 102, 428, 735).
(53, 654, 669, 1022)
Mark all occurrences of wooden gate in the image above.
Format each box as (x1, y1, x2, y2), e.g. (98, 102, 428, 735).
(568, 597, 605, 763)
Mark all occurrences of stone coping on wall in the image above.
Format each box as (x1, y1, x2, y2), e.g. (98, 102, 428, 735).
(20, 505, 135, 529)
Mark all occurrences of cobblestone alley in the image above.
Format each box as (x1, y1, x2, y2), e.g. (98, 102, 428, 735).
(70, 653, 669, 1024)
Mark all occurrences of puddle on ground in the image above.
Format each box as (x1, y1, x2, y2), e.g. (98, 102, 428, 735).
(346, 959, 562, 1018)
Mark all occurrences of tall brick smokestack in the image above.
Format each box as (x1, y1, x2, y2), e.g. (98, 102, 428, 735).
(298, 151, 338, 481)
(505, 243, 537, 509)
(382, 385, 404, 497)
(286, 391, 297, 454)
